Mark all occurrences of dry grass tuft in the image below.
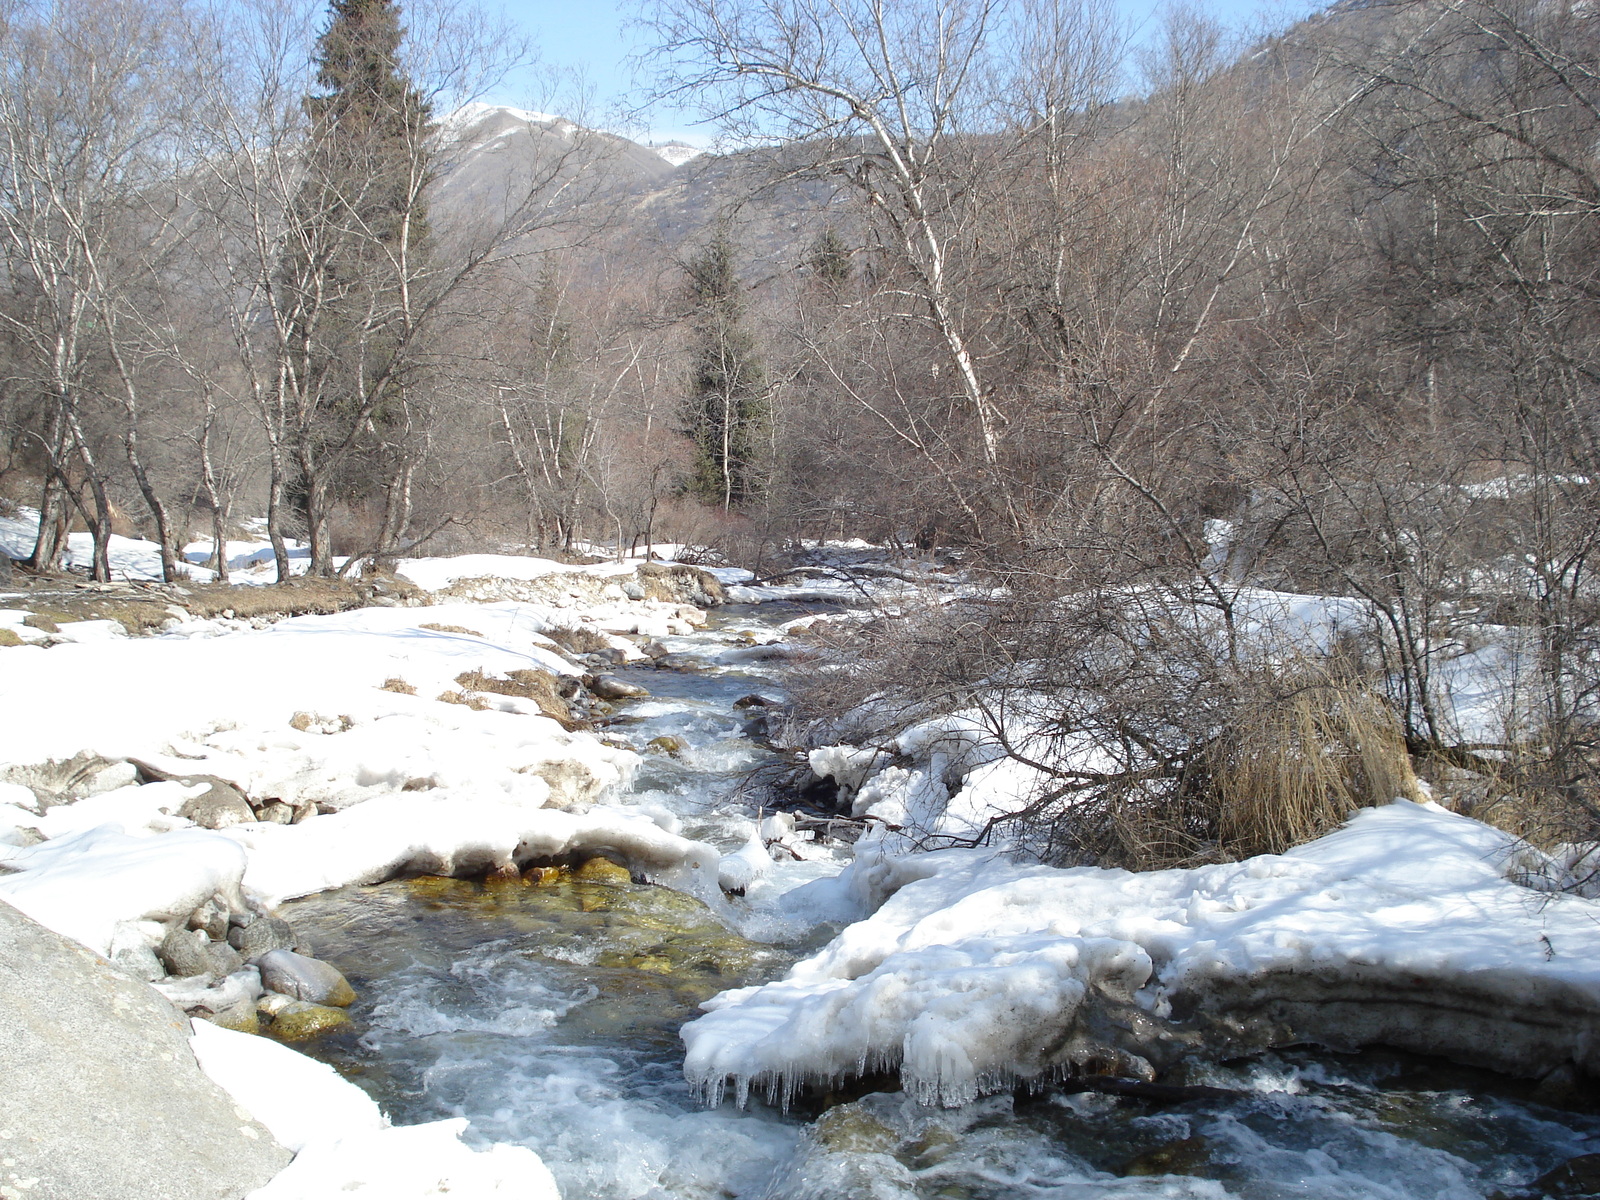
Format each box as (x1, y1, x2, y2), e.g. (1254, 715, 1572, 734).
(1206, 680, 1420, 858)
(453, 668, 586, 730)
(542, 625, 614, 655)
(437, 689, 490, 711)
(381, 677, 417, 695)
(0, 628, 22, 647)
(418, 622, 482, 637)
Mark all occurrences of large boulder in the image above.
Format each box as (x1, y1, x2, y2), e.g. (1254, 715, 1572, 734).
(0, 898, 290, 1200)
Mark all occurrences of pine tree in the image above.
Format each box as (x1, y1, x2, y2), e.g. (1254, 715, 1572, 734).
(280, 0, 433, 574)
(683, 228, 769, 511)
(805, 226, 852, 290)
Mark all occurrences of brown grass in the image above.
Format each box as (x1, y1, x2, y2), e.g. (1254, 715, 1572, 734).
(1207, 681, 1420, 858)
(381, 677, 417, 695)
(0, 628, 22, 647)
(183, 576, 420, 620)
(542, 625, 614, 655)
(418, 622, 482, 637)
(437, 689, 491, 711)
(453, 669, 586, 730)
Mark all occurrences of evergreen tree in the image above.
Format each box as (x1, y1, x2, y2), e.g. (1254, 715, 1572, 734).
(683, 228, 768, 510)
(280, 0, 433, 574)
(804, 226, 852, 290)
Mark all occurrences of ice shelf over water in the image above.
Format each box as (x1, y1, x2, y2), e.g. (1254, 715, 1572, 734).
(685, 800, 1600, 1108)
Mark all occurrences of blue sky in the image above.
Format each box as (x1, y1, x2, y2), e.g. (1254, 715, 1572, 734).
(484, 0, 1320, 145)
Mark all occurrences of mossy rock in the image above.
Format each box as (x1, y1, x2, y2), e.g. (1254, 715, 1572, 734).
(263, 1000, 350, 1041)
(201, 1000, 261, 1036)
(0, 628, 23, 647)
(1122, 1136, 1212, 1178)
(646, 735, 686, 757)
(814, 1103, 900, 1154)
(574, 856, 633, 886)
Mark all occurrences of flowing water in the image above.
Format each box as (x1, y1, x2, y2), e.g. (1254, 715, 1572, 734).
(280, 602, 1600, 1200)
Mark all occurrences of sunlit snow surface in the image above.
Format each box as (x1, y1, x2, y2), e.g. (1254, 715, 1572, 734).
(5, 550, 1600, 1198)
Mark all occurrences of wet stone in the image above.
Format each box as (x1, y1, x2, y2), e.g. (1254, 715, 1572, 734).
(257, 949, 357, 1007)
(1122, 1135, 1213, 1178)
(263, 1000, 350, 1042)
(590, 674, 650, 701)
(574, 856, 633, 886)
(202, 998, 261, 1035)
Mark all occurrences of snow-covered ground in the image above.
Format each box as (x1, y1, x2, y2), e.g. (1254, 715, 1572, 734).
(0, 506, 326, 584)
(0, 550, 756, 1199)
(6, 539, 1600, 1198)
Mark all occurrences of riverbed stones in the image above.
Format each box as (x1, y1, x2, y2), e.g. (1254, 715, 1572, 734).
(0, 897, 290, 1199)
(229, 915, 295, 959)
(262, 999, 350, 1041)
(177, 778, 256, 829)
(589, 674, 649, 701)
(256, 948, 357, 1007)
(159, 926, 216, 979)
(574, 856, 633, 885)
(188, 896, 230, 940)
(110, 937, 165, 982)
(204, 939, 244, 979)
(646, 735, 686, 757)
(256, 799, 294, 824)
(202, 998, 262, 1036)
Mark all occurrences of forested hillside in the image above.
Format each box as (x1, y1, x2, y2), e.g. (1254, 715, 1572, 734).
(1, 0, 1595, 857)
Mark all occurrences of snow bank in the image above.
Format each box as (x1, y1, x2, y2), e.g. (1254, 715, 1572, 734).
(246, 1120, 559, 1200)
(0, 826, 247, 956)
(190, 1018, 385, 1151)
(684, 801, 1600, 1107)
(228, 796, 722, 906)
(191, 1021, 559, 1200)
(0, 598, 731, 954)
(0, 602, 628, 794)
(396, 553, 632, 592)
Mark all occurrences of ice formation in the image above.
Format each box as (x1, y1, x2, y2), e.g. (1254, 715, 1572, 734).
(684, 801, 1600, 1107)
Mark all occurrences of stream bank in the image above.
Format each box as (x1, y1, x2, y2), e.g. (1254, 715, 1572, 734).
(276, 598, 1600, 1200)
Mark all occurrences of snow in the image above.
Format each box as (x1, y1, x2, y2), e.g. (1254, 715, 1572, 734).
(395, 553, 632, 592)
(650, 142, 703, 167)
(440, 101, 563, 136)
(683, 801, 1600, 1107)
(191, 1021, 559, 1199)
(191, 1018, 384, 1150)
(0, 601, 621, 773)
(0, 591, 736, 952)
(0, 825, 247, 956)
(0, 504, 328, 583)
(228, 796, 721, 907)
(247, 1120, 560, 1200)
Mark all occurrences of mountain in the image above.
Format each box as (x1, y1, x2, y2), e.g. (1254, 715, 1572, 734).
(430, 104, 841, 268)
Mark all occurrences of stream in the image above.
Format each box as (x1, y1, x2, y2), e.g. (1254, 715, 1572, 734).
(279, 601, 1600, 1200)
